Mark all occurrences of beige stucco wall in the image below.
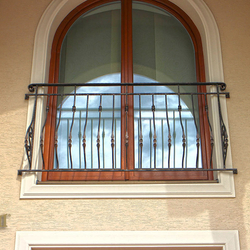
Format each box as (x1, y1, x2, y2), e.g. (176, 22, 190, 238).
(0, 0, 250, 249)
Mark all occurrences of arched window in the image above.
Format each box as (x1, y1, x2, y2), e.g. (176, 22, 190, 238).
(41, 0, 212, 181)
(20, 0, 235, 198)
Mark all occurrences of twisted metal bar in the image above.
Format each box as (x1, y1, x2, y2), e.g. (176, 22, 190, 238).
(40, 95, 50, 168)
(125, 88, 129, 170)
(216, 85, 228, 168)
(165, 95, 171, 168)
(97, 94, 102, 169)
(191, 94, 200, 168)
(24, 85, 38, 169)
(82, 95, 89, 169)
(161, 119, 164, 168)
(152, 95, 157, 169)
(68, 86, 76, 169)
(138, 94, 143, 169)
(102, 120, 105, 169)
(111, 95, 115, 169)
(178, 85, 186, 168)
(205, 93, 214, 169)
(54, 94, 63, 169)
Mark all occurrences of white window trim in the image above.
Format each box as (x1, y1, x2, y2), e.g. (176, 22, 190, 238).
(15, 231, 240, 250)
(19, 0, 235, 199)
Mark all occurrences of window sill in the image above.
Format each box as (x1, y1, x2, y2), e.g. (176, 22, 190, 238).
(19, 171, 235, 199)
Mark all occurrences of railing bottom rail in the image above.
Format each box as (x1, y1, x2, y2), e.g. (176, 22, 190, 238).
(18, 168, 238, 175)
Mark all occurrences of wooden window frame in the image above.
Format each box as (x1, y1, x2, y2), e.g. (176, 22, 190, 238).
(42, 0, 212, 181)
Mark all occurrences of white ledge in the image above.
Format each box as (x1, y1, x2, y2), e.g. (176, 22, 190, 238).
(15, 230, 240, 250)
(20, 172, 235, 198)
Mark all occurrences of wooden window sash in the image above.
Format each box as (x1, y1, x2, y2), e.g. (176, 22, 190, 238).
(42, 0, 212, 181)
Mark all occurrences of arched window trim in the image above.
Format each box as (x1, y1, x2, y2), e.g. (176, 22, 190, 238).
(20, 0, 235, 198)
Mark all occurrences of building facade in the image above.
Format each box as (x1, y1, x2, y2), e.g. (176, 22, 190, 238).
(0, 0, 249, 249)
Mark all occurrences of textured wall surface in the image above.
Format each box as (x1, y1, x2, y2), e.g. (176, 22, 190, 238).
(0, 0, 250, 249)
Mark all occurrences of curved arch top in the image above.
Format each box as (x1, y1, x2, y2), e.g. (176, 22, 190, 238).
(31, 0, 224, 83)
(31, 0, 224, 84)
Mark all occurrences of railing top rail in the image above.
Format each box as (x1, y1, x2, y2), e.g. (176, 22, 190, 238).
(28, 82, 227, 92)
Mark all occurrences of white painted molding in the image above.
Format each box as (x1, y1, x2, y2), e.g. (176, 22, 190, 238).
(20, 0, 235, 199)
(20, 172, 235, 198)
(15, 231, 240, 250)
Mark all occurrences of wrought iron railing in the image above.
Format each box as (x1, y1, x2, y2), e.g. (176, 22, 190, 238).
(18, 82, 237, 175)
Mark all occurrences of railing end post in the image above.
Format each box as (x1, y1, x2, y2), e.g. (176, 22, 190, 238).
(220, 82, 227, 91)
(28, 84, 35, 92)
(233, 169, 238, 174)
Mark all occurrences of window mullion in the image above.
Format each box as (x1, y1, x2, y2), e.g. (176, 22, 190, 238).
(121, 0, 134, 178)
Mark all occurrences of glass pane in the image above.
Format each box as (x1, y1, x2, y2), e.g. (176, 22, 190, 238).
(132, 2, 201, 169)
(59, 3, 121, 84)
(55, 3, 121, 170)
(132, 2, 196, 83)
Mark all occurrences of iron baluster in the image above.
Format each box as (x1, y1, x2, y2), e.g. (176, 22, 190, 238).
(68, 86, 76, 169)
(161, 119, 164, 168)
(111, 95, 115, 169)
(152, 95, 157, 169)
(40, 94, 50, 168)
(178, 85, 186, 168)
(91, 119, 93, 168)
(205, 93, 214, 168)
(217, 85, 228, 168)
(115, 118, 117, 169)
(185, 119, 188, 168)
(79, 111, 82, 169)
(97, 94, 102, 169)
(137, 117, 140, 168)
(82, 95, 89, 169)
(149, 119, 152, 168)
(66, 119, 69, 168)
(24, 85, 38, 169)
(102, 119, 105, 169)
(165, 95, 171, 168)
(125, 88, 129, 170)
(173, 110, 176, 168)
(54, 94, 63, 169)
(191, 94, 200, 168)
(138, 94, 143, 168)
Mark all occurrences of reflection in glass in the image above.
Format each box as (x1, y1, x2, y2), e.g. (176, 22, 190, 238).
(56, 74, 121, 169)
(133, 75, 202, 169)
(56, 73, 201, 170)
